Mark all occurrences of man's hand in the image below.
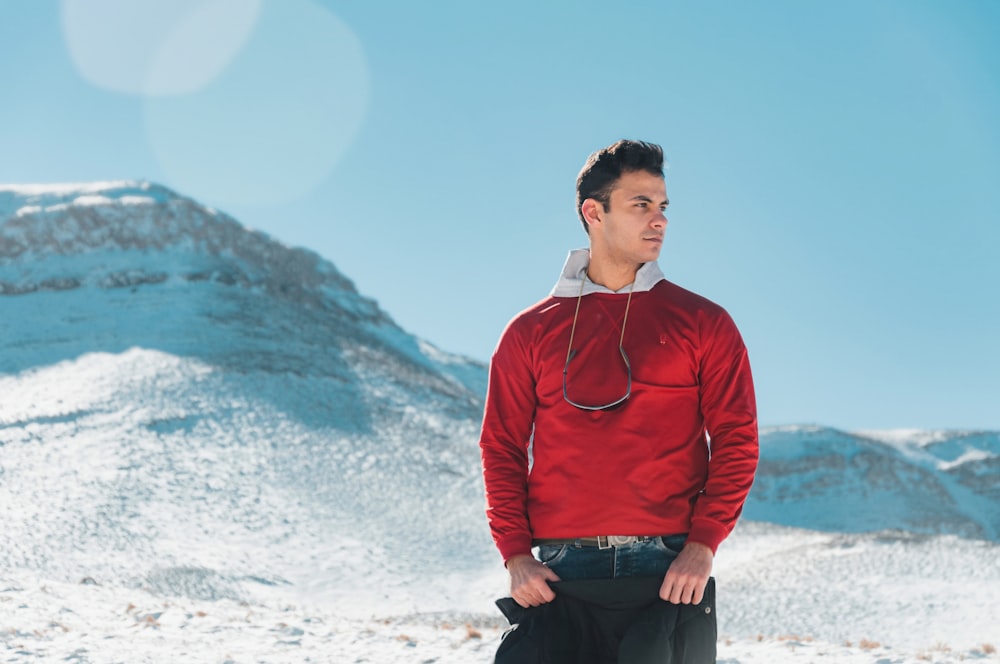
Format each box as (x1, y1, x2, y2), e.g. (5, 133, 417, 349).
(659, 541, 713, 604)
(507, 554, 561, 608)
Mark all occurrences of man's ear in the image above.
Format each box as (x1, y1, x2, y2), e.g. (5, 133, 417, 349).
(581, 198, 603, 230)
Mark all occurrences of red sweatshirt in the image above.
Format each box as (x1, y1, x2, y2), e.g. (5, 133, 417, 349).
(479, 276, 758, 563)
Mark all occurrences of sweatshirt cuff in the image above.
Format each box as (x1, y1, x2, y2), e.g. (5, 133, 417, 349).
(497, 533, 535, 565)
(686, 518, 730, 555)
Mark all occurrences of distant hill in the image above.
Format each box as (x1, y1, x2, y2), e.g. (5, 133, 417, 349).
(746, 425, 1000, 541)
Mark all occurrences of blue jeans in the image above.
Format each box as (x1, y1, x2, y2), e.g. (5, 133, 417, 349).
(536, 534, 688, 581)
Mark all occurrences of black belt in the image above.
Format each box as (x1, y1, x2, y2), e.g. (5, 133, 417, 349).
(533, 536, 654, 549)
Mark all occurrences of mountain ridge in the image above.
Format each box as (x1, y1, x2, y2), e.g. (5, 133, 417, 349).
(748, 424, 1000, 541)
(0, 180, 486, 398)
(0, 180, 366, 310)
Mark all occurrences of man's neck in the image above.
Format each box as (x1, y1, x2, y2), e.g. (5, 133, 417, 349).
(585, 258, 641, 292)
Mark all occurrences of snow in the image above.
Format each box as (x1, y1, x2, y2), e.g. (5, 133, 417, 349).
(2, 574, 506, 663)
(2, 359, 995, 663)
(2, 183, 999, 662)
(937, 447, 995, 471)
(0, 181, 143, 197)
(3, 520, 999, 662)
(0, 182, 176, 225)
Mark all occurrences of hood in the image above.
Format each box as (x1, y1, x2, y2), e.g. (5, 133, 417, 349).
(550, 248, 665, 297)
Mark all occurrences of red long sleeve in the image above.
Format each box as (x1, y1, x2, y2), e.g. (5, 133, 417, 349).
(479, 280, 758, 562)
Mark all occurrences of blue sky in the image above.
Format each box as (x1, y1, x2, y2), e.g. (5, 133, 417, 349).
(2, 0, 998, 430)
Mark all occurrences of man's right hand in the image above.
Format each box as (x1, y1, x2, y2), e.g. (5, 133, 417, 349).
(506, 554, 561, 607)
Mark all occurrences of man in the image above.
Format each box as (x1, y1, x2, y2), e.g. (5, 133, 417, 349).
(479, 139, 758, 658)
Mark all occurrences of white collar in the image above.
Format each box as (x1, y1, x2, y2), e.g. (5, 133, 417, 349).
(550, 248, 665, 297)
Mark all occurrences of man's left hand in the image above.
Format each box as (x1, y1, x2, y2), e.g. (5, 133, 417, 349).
(659, 541, 713, 604)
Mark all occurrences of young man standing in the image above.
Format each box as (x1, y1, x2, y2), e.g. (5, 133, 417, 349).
(480, 139, 759, 658)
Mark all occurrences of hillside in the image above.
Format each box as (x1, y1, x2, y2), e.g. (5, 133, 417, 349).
(1, 181, 493, 616)
(747, 425, 1000, 541)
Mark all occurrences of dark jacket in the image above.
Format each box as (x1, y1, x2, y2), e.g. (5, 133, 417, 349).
(493, 576, 716, 664)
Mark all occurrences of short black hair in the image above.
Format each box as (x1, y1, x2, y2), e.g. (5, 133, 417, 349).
(575, 139, 665, 233)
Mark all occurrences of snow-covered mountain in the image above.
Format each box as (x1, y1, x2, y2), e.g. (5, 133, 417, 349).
(1, 181, 494, 617)
(0, 181, 484, 395)
(2, 182, 998, 661)
(747, 425, 1000, 541)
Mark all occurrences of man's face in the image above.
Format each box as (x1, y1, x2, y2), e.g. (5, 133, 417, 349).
(591, 170, 669, 265)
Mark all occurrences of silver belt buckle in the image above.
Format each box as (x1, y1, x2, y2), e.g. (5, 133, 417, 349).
(607, 535, 638, 547)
